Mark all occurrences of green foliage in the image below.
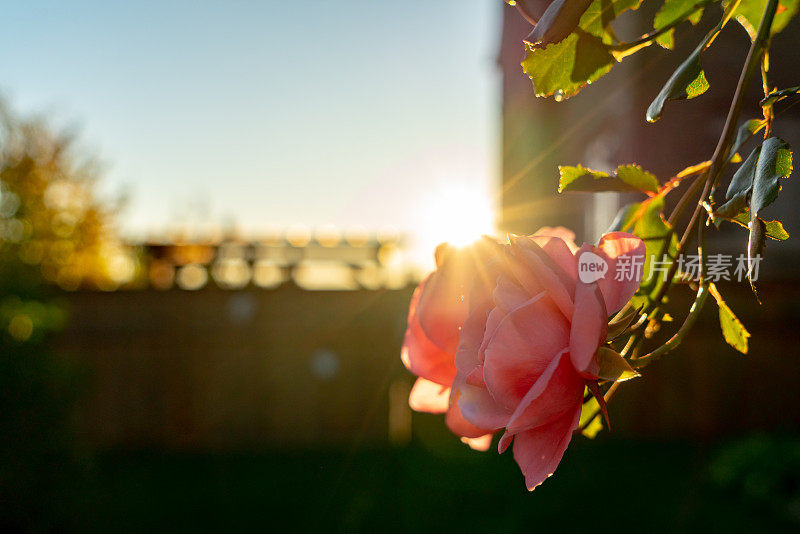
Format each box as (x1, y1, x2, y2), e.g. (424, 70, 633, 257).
(732, 118, 767, 158)
(610, 197, 677, 295)
(646, 39, 710, 122)
(578, 393, 604, 438)
(606, 305, 643, 340)
(760, 85, 800, 108)
(647, 1, 745, 122)
(521, 0, 643, 99)
(525, 0, 595, 48)
(730, 211, 789, 240)
(596, 346, 640, 381)
(715, 137, 791, 293)
(558, 164, 659, 193)
(726, 0, 799, 40)
(708, 283, 750, 353)
(717, 137, 793, 219)
(653, 0, 707, 49)
(522, 31, 614, 99)
(0, 101, 136, 292)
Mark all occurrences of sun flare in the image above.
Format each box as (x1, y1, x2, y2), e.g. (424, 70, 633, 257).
(414, 183, 495, 265)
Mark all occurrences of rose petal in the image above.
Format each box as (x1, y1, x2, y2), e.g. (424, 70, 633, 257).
(595, 232, 646, 314)
(483, 292, 570, 410)
(460, 434, 494, 451)
(408, 378, 450, 414)
(418, 241, 500, 354)
(530, 234, 578, 280)
(456, 376, 511, 430)
(465, 365, 486, 387)
(416, 270, 469, 356)
(446, 388, 494, 439)
(493, 274, 531, 315)
(512, 404, 582, 491)
(504, 351, 584, 434)
(401, 310, 457, 386)
(570, 261, 608, 378)
(508, 236, 575, 319)
(532, 226, 578, 252)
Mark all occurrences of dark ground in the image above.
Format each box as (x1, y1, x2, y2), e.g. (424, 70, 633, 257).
(14, 421, 798, 533)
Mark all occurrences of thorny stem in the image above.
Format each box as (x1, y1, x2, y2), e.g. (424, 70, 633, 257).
(513, 1, 540, 25)
(633, 223, 709, 368)
(633, 0, 779, 365)
(581, 0, 780, 427)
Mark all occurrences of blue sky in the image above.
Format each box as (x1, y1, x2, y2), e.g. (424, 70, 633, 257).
(0, 0, 501, 254)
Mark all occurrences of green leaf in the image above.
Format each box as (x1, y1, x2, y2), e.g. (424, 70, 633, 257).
(521, 0, 643, 99)
(725, 0, 799, 40)
(597, 346, 640, 382)
(558, 163, 659, 193)
(717, 137, 793, 219)
(730, 211, 789, 240)
(647, 1, 741, 122)
(709, 283, 750, 354)
(609, 197, 677, 294)
(646, 38, 710, 122)
(653, 0, 706, 49)
(760, 85, 800, 108)
(717, 142, 762, 218)
(580, 0, 643, 38)
(616, 165, 660, 193)
(607, 304, 643, 340)
(732, 119, 767, 158)
(522, 31, 614, 99)
(579, 393, 604, 438)
(716, 137, 791, 296)
(751, 137, 792, 216)
(525, 0, 595, 48)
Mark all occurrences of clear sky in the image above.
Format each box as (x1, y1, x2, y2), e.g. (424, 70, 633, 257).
(0, 0, 501, 260)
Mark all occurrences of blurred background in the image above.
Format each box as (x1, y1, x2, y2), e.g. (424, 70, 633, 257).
(1, 1, 800, 532)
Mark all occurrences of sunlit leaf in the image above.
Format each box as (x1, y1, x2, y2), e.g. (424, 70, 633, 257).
(653, 0, 706, 49)
(709, 283, 750, 353)
(732, 118, 767, 158)
(717, 137, 793, 219)
(579, 393, 604, 438)
(597, 346, 640, 382)
(521, 0, 643, 99)
(580, 0, 643, 37)
(730, 210, 789, 240)
(646, 39, 710, 122)
(558, 163, 659, 193)
(751, 138, 792, 216)
(725, 0, 799, 40)
(522, 31, 614, 99)
(716, 142, 762, 218)
(607, 304, 643, 340)
(760, 86, 800, 108)
(647, 2, 741, 122)
(525, 0, 595, 48)
(716, 137, 791, 295)
(609, 197, 677, 295)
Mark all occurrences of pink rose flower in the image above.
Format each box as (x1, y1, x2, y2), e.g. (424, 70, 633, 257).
(401, 239, 500, 451)
(401, 228, 645, 490)
(454, 229, 645, 490)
